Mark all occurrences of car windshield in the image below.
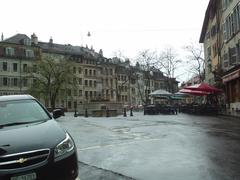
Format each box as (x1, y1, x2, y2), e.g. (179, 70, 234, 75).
(0, 99, 50, 126)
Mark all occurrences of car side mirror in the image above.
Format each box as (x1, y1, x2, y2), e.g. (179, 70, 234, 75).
(53, 109, 63, 119)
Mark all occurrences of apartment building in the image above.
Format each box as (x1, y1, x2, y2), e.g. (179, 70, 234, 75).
(0, 33, 179, 111)
(200, 0, 240, 112)
(38, 38, 103, 110)
(99, 59, 117, 102)
(221, 0, 240, 111)
(0, 33, 40, 96)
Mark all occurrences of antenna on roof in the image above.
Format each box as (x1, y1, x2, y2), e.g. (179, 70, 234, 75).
(1, 33, 3, 41)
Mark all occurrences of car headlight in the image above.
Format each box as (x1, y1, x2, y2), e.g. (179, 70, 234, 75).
(54, 133, 74, 158)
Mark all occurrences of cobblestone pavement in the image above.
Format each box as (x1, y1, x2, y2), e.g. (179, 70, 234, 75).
(58, 112, 240, 180)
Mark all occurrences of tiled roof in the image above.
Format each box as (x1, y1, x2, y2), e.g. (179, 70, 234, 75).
(199, 0, 216, 43)
(1, 34, 31, 44)
(1, 33, 102, 59)
(38, 42, 100, 59)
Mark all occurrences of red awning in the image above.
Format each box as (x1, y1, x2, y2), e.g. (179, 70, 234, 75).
(179, 89, 210, 96)
(184, 83, 222, 93)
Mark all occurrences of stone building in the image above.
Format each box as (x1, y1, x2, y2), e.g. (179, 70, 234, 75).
(0, 33, 179, 111)
(0, 33, 41, 96)
(200, 0, 240, 112)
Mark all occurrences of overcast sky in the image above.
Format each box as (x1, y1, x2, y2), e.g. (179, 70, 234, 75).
(1, 0, 209, 82)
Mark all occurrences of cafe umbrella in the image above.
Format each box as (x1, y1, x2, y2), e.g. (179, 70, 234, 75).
(184, 83, 222, 93)
(149, 89, 172, 97)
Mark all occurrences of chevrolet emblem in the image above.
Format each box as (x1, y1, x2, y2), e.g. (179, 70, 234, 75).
(16, 158, 28, 164)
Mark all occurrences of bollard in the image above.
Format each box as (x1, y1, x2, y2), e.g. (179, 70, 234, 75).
(123, 108, 127, 117)
(85, 108, 88, 118)
(106, 108, 109, 117)
(74, 109, 78, 117)
(130, 107, 133, 116)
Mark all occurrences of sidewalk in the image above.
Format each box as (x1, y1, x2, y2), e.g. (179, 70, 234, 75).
(219, 110, 240, 118)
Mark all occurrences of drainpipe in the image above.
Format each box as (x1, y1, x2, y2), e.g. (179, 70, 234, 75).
(19, 57, 22, 93)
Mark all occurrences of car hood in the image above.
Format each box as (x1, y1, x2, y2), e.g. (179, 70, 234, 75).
(0, 120, 66, 156)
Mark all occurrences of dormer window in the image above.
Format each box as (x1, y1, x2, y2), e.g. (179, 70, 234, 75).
(24, 39, 31, 46)
(5, 47, 15, 56)
(25, 49, 34, 58)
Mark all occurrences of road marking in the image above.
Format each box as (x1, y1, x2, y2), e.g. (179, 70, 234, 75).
(78, 138, 162, 151)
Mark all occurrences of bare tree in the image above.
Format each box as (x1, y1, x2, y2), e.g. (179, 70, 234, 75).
(29, 56, 76, 110)
(136, 49, 158, 104)
(184, 42, 205, 82)
(159, 47, 182, 93)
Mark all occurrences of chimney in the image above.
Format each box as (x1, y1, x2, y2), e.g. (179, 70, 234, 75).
(99, 49, 103, 56)
(1, 33, 3, 41)
(31, 33, 38, 45)
(49, 37, 53, 44)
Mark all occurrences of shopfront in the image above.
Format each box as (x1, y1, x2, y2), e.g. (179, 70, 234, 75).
(222, 67, 240, 112)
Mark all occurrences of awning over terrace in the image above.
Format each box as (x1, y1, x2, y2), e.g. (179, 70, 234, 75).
(183, 83, 222, 93)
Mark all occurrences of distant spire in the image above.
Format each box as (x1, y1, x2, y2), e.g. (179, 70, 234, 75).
(99, 49, 103, 56)
(31, 33, 38, 45)
(1, 33, 3, 41)
(87, 31, 91, 37)
(49, 36, 53, 44)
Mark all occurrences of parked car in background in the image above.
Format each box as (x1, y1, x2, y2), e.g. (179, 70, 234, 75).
(0, 95, 79, 180)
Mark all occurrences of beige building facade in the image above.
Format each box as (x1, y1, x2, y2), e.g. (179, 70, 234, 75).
(200, 0, 240, 113)
(0, 33, 179, 112)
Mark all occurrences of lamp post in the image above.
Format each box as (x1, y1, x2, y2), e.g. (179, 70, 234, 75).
(74, 101, 77, 117)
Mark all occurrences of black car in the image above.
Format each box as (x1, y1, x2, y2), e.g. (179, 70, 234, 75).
(0, 95, 79, 180)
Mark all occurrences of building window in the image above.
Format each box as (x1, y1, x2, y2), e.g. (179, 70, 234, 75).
(13, 78, 18, 86)
(89, 69, 92, 76)
(73, 67, 76, 73)
(23, 64, 28, 73)
(110, 79, 113, 87)
(89, 80, 92, 87)
(223, 22, 227, 41)
(24, 39, 31, 46)
(207, 47, 211, 59)
(85, 69, 88, 75)
(68, 101, 72, 109)
(3, 77, 8, 86)
(85, 91, 88, 98)
(93, 70, 96, 76)
(23, 79, 28, 87)
(73, 78, 77, 84)
(237, 43, 240, 62)
(79, 90, 82, 96)
(223, 52, 229, 67)
(13, 63, 18, 72)
(210, 25, 216, 37)
(85, 80, 88, 86)
(25, 49, 34, 58)
(78, 67, 82, 74)
(94, 81, 97, 87)
(74, 90, 77, 96)
(111, 90, 113, 98)
(229, 47, 237, 65)
(3, 62, 7, 71)
(33, 65, 37, 73)
(206, 31, 210, 41)
(79, 78, 82, 85)
(5, 47, 15, 56)
(106, 78, 108, 86)
(67, 89, 71, 96)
